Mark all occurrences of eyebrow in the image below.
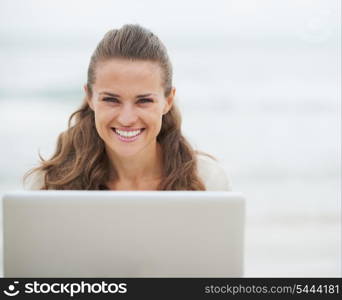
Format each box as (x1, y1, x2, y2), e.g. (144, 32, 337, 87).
(99, 92, 156, 98)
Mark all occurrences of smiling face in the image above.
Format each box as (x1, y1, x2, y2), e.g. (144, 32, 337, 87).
(86, 58, 174, 158)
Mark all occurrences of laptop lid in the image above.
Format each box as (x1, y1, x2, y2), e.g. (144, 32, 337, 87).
(2, 191, 245, 277)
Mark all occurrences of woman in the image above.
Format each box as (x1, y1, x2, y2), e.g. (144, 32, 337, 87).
(24, 24, 232, 191)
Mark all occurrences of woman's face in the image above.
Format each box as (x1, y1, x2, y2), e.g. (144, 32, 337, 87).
(86, 58, 174, 158)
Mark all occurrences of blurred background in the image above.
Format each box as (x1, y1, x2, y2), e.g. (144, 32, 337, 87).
(0, 0, 340, 277)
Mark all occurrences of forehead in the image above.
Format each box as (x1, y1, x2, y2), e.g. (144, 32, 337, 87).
(93, 58, 164, 95)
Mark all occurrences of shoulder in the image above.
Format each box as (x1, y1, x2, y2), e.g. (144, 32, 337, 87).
(196, 153, 233, 191)
(24, 171, 44, 190)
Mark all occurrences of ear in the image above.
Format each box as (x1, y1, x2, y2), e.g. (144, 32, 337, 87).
(84, 84, 94, 111)
(163, 87, 176, 115)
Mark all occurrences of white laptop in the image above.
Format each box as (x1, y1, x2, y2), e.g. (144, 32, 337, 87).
(2, 191, 245, 277)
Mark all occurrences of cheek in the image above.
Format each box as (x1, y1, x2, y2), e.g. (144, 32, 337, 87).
(141, 109, 163, 128)
(94, 107, 112, 124)
(93, 108, 114, 137)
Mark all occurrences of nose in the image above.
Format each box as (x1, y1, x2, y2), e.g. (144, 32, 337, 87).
(116, 104, 138, 126)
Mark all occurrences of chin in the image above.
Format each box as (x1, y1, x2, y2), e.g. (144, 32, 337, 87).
(107, 143, 143, 158)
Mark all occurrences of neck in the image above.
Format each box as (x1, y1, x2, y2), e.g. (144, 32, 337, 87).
(106, 142, 163, 184)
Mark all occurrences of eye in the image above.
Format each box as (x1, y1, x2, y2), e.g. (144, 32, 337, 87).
(138, 98, 153, 103)
(103, 97, 119, 103)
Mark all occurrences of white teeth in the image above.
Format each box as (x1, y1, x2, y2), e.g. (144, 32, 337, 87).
(115, 129, 142, 138)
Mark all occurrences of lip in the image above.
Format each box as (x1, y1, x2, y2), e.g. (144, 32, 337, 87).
(111, 128, 145, 143)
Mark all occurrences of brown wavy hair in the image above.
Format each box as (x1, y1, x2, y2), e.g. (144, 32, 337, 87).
(24, 24, 213, 190)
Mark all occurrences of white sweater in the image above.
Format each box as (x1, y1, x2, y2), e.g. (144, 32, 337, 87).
(25, 154, 232, 191)
(196, 154, 232, 191)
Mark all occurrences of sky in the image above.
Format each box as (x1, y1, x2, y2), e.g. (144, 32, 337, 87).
(0, 0, 340, 40)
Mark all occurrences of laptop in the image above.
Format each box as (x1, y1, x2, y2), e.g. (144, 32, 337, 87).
(2, 191, 245, 277)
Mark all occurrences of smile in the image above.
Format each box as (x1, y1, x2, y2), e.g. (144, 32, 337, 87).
(111, 128, 145, 142)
